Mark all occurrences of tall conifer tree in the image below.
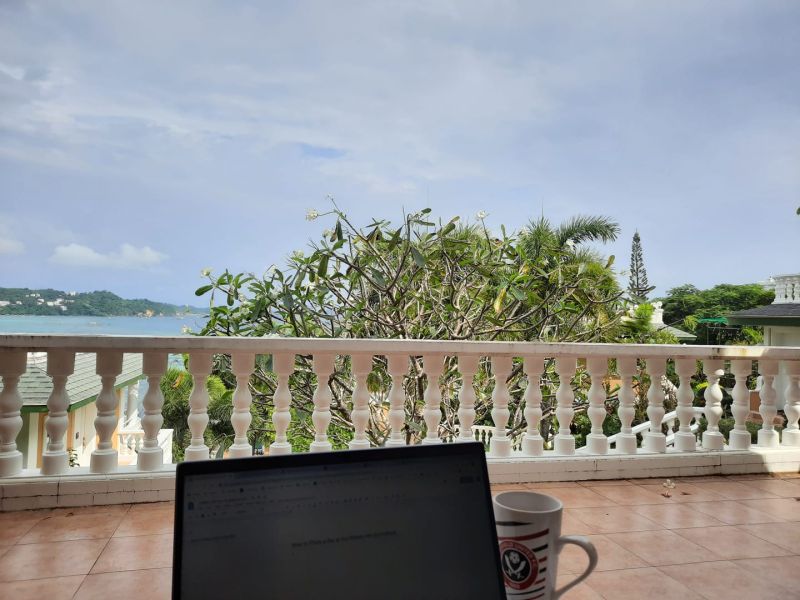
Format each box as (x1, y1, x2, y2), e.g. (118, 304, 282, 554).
(628, 231, 654, 302)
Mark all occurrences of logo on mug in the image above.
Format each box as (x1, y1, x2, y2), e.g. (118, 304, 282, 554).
(499, 540, 539, 590)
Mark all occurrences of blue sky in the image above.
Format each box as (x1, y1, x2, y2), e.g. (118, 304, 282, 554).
(1, 1, 798, 305)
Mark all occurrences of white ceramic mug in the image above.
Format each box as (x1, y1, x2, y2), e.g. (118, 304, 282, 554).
(493, 491, 597, 599)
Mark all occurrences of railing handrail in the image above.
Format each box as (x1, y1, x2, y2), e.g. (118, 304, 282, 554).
(1, 334, 799, 359)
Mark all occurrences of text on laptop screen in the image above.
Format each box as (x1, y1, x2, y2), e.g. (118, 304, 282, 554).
(177, 447, 504, 599)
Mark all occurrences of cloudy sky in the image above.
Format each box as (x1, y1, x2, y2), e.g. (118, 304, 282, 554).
(1, 1, 798, 305)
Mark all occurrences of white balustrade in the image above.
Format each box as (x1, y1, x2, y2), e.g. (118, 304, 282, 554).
(42, 351, 75, 475)
(643, 358, 667, 453)
(674, 358, 697, 452)
(310, 353, 335, 452)
(757, 360, 780, 447)
(615, 357, 638, 454)
(229, 352, 255, 458)
(489, 356, 513, 457)
(0, 351, 27, 477)
(554, 357, 576, 455)
(270, 353, 295, 455)
(185, 352, 213, 461)
(421, 354, 444, 445)
(90, 352, 123, 473)
(456, 355, 478, 443)
(1, 335, 800, 501)
(783, 361, 800, 447)
(585, 357, 608, 454)
(702, 359, 725, 451)
(729, 359, 752, 450)
(521, 356, 544, 456)
(138, 352, 167, 470)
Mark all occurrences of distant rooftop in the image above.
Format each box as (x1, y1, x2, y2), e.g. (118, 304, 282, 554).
(8, 352, 143, 413)
(728, 273, 800, 326)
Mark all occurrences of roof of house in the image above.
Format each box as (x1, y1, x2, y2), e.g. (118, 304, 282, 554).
(656, 324, 697, 341)
(727, 303, 800, 326)
(6, 352, 143, 413)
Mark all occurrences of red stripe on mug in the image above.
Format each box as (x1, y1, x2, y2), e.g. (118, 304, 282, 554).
(498, 529, 549, 542)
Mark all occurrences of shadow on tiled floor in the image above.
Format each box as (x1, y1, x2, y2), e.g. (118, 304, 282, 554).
(0, 473, 798, 599)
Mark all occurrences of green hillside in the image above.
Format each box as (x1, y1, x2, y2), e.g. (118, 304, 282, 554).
(0, 288, 203, 317)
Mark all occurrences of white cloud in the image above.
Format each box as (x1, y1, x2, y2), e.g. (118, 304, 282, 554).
(49, 243, 167, 269)
(0, 220, 25, 255)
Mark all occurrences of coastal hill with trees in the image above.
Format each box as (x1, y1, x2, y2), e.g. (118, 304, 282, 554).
(0, 287, 201, 317)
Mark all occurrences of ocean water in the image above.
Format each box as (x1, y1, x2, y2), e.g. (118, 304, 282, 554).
(0, 315, 208, 336)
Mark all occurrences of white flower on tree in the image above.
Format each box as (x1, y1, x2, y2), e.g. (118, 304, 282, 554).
(306, 209, 319, 221)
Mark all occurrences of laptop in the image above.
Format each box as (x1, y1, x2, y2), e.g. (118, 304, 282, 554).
(173, 443, 506, 599)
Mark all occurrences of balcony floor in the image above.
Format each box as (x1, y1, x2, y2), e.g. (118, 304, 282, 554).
(0, 473, 798, 599)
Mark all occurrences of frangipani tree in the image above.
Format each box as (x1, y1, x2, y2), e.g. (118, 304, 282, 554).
(196, 205, 626, 450)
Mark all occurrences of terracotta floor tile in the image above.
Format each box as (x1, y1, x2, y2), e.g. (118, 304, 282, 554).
(0, 516, 43, 545)
(0, 539, 107, 581)
(0, 575, 85, 600)
(730, 555, 800, 594)
(581, 566, 703, 600)
(113, 508, 174, 537)
(524, 481, 582, 489)
(740, 498, 800, 521)
(689, 480, 781, 500)
(672, 525, 791, 560)
(18, 512, 125, 544)
(740, 478, 800, 497)
(531, 487, 616, 508)
(47, 504, 131, 518)
(490, 483, 529, 493)
(556, 571, 603, 599)
(92, 533, 172, 573)
(568, 506, 661, 533)
(577, 479, 635, 487)
(587, 484, 672, 505)
(629, 503, 725, 529)
(737, 522, 800, 554)
(75, 567, 171, 600)
(659, 483, 729, 503)
(724, 473, 781, 481)
(660, 560, 790, 600)
(558, 534, 647, 573)
(128, 501, 174, 513)
(562, 510, 597, 535)
(605, 530, 719, 566)
(687, 500, 784, 525)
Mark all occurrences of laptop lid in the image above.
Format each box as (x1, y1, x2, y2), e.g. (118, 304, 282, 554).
(173, 443, 505, 599)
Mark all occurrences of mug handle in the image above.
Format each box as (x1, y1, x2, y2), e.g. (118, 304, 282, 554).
(553, 535, 598, 599)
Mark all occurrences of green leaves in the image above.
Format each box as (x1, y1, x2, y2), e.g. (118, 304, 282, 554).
(410, 246, 426, 268)
(195, 284, 213, 296)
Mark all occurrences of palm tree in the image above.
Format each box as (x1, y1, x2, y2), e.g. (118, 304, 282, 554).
(518, 215, 620, 262)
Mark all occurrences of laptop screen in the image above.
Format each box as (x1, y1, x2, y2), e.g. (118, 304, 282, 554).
(173, 443, 505, 599)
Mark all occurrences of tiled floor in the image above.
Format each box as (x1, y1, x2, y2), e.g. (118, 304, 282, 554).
(0, 473, 798, 599)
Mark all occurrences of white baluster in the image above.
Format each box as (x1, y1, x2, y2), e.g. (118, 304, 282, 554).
(310, 353, 335, 452)
(522, 356, 544, 456)
(615, 357, 637, 454)
(270, 353, 294, 455)
(228, 352, 255, 458)
(457, 355, 479, 443)
(489, 356, 513, 457)
(90, 352, 123, 473)
(673, 358, 697, 452)
(554, 357, 576, 455)
(729, 360, 752, 450)
(783, 361, 800, 447)
(643, 357, 667, 453)
(349, 354, 373, 449)
(586, 356, 609, 455)
(421, 354, 444, 445)
(41, 351, 75, 475)
(385, 354, 408, 447)
(0, 351, 27, 476)
(138, 352, 167, 470)
(701, 359, 725, 451)
(185, 352, 213, 461)
(757, 359, 779, 447)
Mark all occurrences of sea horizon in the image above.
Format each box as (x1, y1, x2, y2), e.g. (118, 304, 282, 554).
(0, 314, 209, 336)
